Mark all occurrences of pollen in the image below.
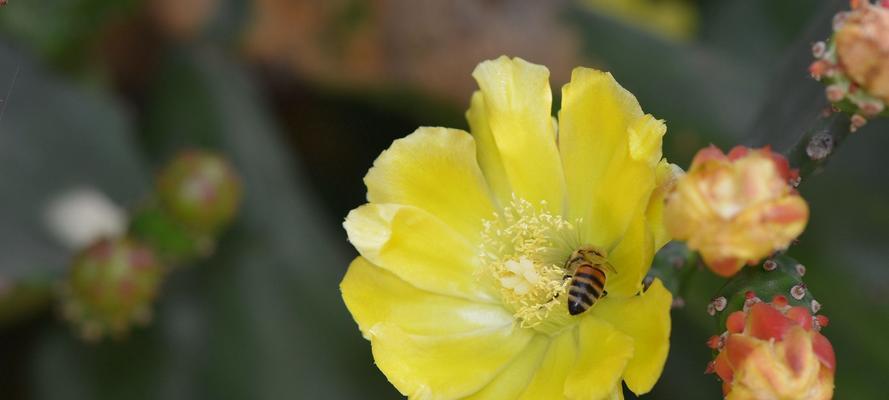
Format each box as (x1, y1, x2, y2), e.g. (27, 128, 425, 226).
(479, 196, 578, 333)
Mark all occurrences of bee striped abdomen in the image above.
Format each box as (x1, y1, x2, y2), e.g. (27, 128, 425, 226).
(567, 264, 606, 316)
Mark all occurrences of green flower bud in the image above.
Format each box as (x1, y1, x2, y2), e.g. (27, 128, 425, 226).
(156, 150, 241, 235)
(59, 237, 164, 341)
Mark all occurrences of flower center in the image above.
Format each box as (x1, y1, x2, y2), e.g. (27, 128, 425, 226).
(479, 196, 580, 335)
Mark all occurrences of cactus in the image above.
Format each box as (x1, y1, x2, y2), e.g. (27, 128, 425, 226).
(156, 149, 242, 236)
(58, 237, 165, 341)
(707, 254, 826, 336)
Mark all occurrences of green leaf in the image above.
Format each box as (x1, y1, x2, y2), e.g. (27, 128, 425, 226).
(0, 43, 150, 324)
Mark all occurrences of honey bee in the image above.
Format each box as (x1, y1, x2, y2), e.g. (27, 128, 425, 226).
(564, 246, 615, 316)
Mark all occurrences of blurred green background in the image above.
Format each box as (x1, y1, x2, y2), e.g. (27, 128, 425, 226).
(0, 0, 886, 398)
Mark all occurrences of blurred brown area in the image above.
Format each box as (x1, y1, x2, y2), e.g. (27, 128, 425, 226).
(151, 0, 219, 41)
(245, 0, 582, 104)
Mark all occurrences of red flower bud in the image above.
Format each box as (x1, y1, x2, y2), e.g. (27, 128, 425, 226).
(708, 300, 835, 400)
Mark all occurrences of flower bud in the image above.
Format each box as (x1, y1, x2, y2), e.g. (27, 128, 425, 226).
(835, 3, 889, 105)
(810, 2, 889, 126)
(708, 299, 836, 400)
(59, 237, 164, 340)
(156, 150, 241, 235)
(664, 146, 808, 277)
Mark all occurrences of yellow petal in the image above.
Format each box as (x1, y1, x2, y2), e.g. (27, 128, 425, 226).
(472, 56, 566, 214)
(558, 68, 640, 244)
(517, 327, 578, 399)
(592, 279, 672, 396)
(558, 68, 663, 249)
(364, 127, 495, 242)
(647, 160, 682, 250)
(608, 386, 626, 400)
(590, 115, 663, 249)
(465, 334, 550, 399)
(627, 114, 665, 165)
(369, 322, 534, 399)
(344, 203, 495, 302)
(467, 91, 512, 207)
(341, 257, 514, 338)
(564, 316, 635, 400)
(605, 206, 655, 297)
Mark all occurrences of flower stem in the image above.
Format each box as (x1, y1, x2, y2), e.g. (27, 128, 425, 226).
(647, 242, 699, 307)
(782, 107, 853, 183)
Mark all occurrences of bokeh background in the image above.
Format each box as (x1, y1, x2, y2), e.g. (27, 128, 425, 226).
(0, 0, 887, 398)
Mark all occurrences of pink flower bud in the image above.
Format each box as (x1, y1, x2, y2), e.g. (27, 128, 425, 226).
(664, 146, 809, 277)
(709, 301, 836, 400)
(835, 4, 889, 104)
(60, 237, 164, 340)
(157, 150, 242, 235)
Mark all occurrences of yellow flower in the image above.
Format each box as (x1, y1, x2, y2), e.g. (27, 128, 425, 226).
(341, 56, 676, 399)
(664, 146, 809, 277)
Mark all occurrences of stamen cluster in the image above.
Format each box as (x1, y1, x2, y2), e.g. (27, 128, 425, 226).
(479, 196, 577, 331)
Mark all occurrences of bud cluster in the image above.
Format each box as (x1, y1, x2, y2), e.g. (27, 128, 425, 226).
(810, 1, 889, 131)
(58, 149, 241, 341)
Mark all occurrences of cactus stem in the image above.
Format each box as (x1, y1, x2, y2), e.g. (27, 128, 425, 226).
(783, 108, 853, 182)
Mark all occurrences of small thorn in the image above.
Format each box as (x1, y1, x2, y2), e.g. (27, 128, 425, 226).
(811, 299, 822, 313)
(812, 41, 827, 58)
(859, 100, 885, 117)
(791, 284, 807, 300)
(851, 114, 868, 132)
(763, 259, 778, 271)
(826, 84, 847, 103)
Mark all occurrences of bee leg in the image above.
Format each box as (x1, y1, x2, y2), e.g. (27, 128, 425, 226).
(552, 275, 572, 301)
(603, 290, 609, 297)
